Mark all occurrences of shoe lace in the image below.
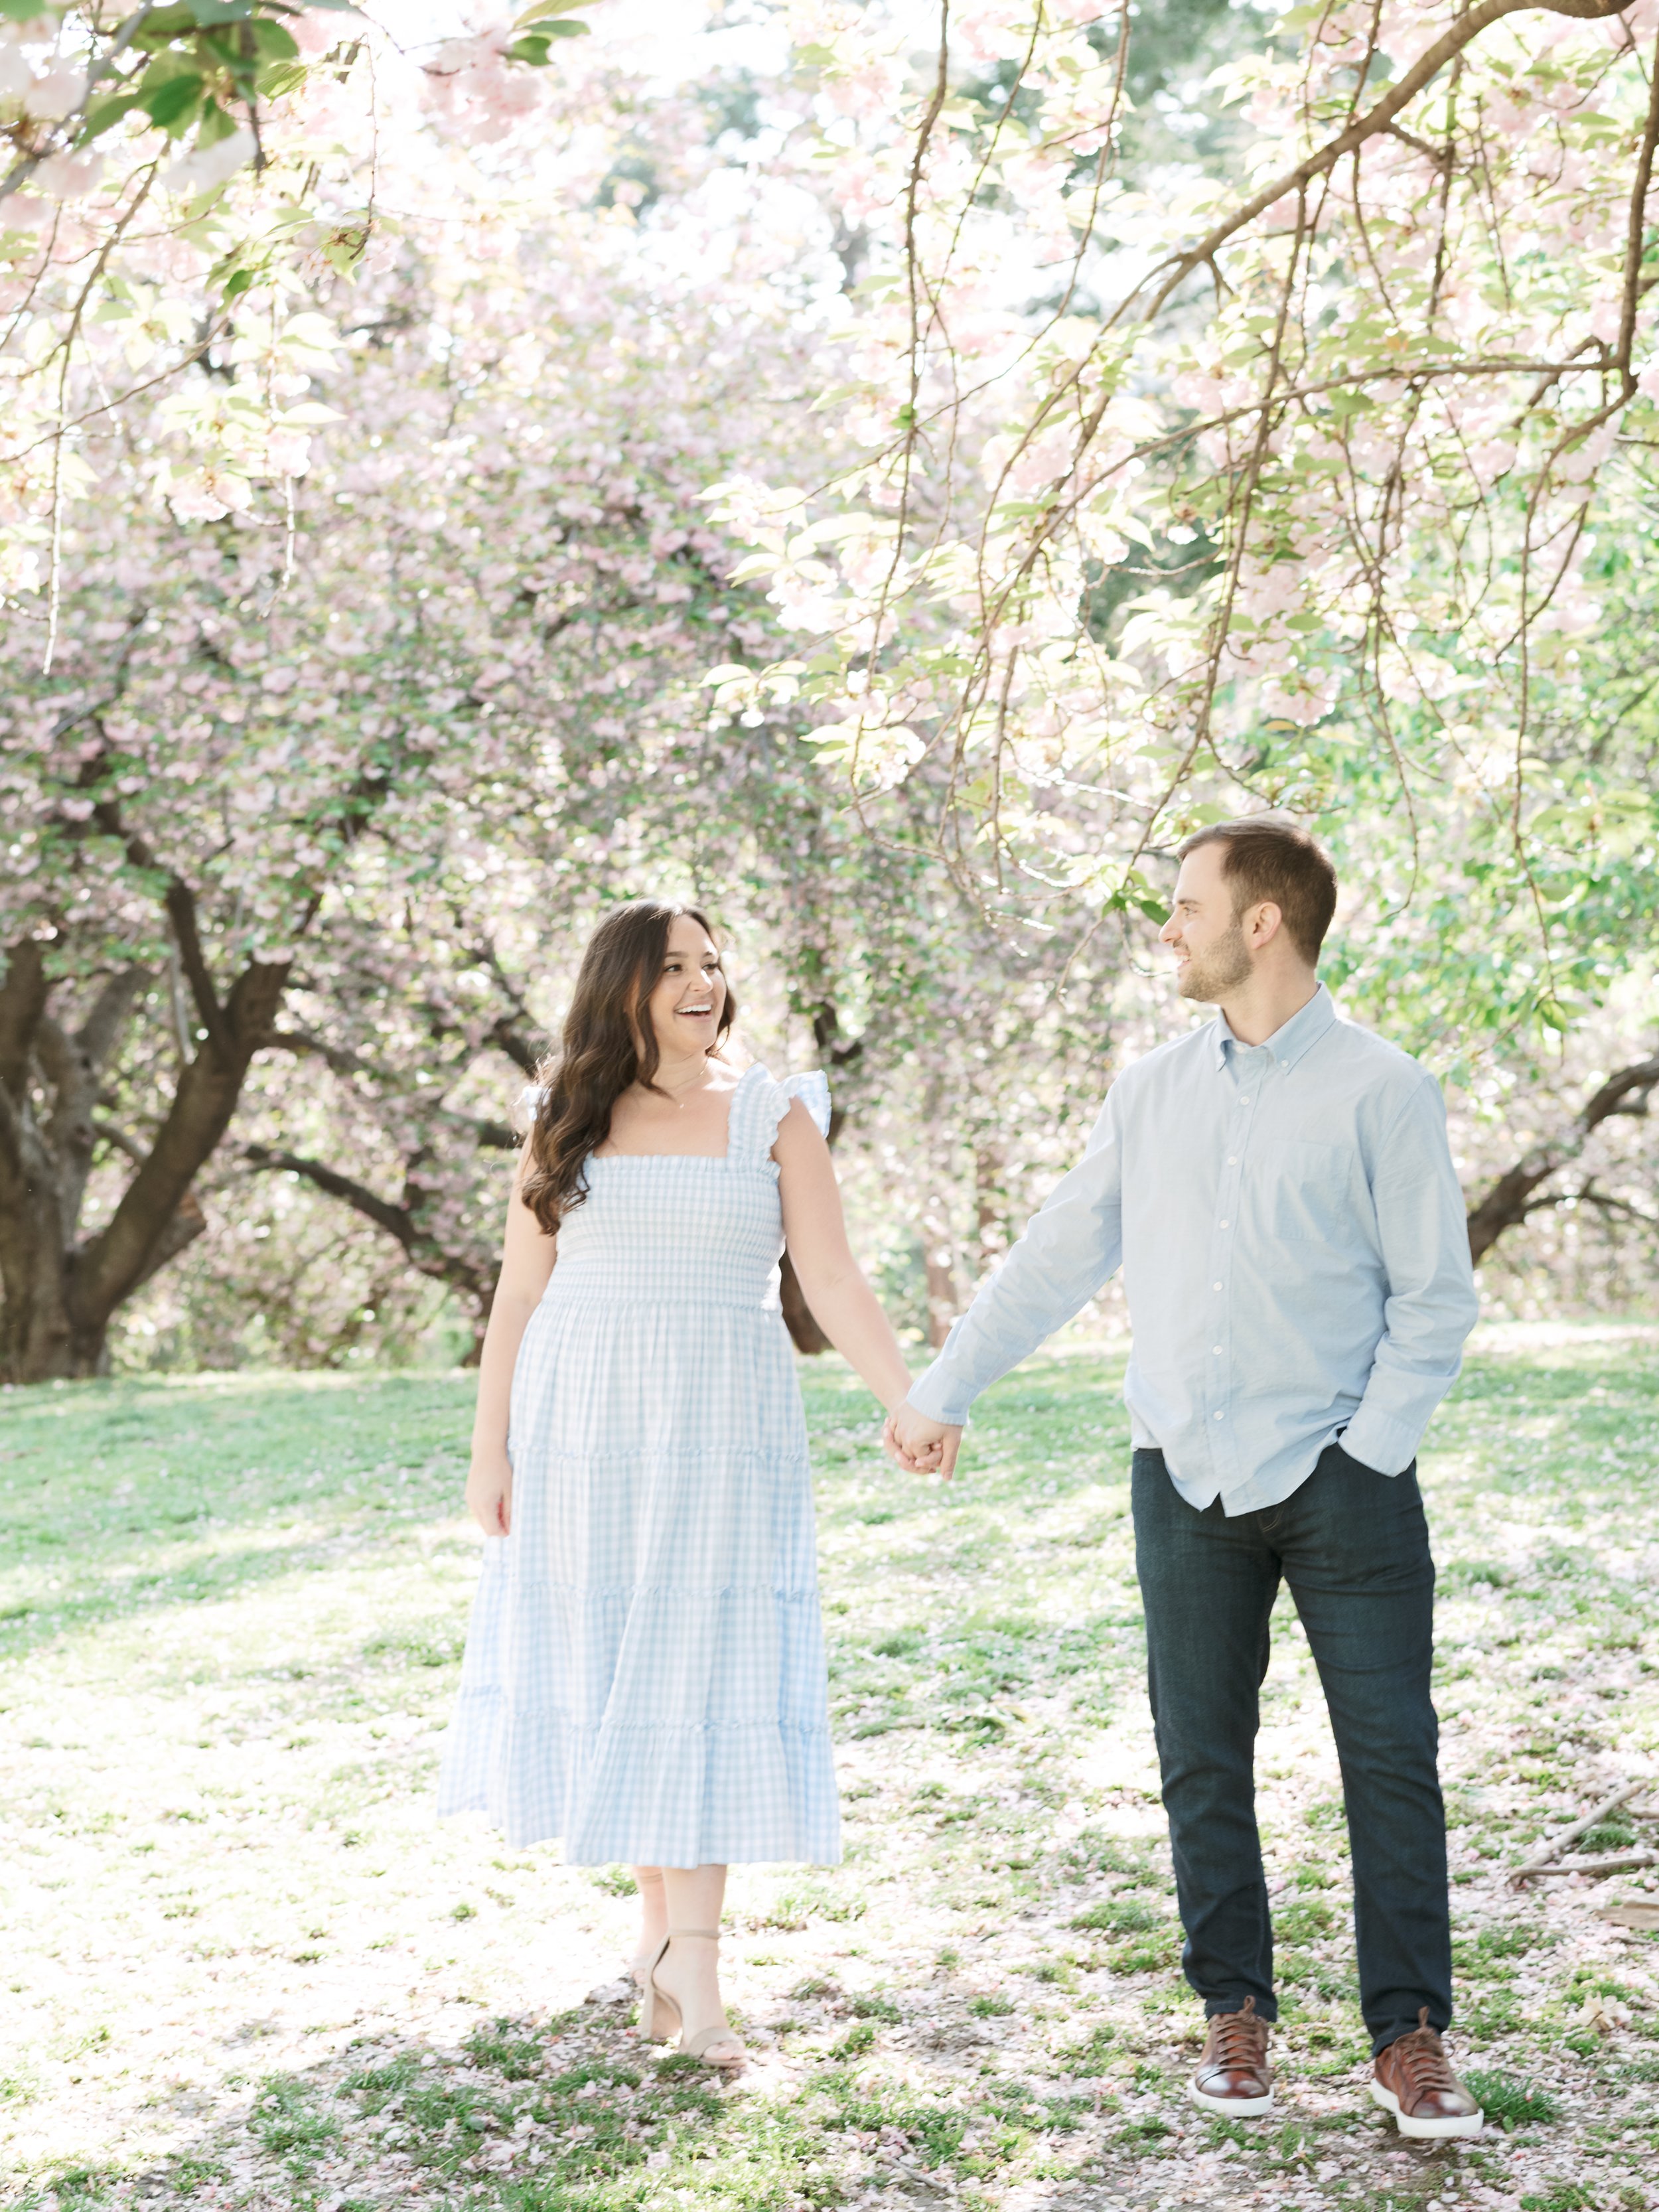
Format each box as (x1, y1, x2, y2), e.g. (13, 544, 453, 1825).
(1212, 2006, 1266, 2070)
(1393, 2009, 1458, 2096)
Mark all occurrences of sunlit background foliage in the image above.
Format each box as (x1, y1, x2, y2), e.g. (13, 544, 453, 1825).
(2, 0, 1658, 1382)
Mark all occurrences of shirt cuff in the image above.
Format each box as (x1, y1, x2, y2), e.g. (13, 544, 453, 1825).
(906, 1362, 974, 1428)
(1340, 1403, 1421, 1479)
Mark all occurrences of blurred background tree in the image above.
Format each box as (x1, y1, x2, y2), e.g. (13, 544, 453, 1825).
(4, 0, 1658, 1381)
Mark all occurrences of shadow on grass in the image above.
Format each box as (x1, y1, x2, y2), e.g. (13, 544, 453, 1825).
(1, 1372, 476, 1662)
(30, 1980, 975, 2212)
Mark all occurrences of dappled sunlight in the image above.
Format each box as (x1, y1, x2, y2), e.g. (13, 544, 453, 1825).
(3, 1337, 1656, 2209)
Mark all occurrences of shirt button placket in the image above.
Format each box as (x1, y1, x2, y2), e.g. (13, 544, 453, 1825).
(1212, 1056, 1263, 1479)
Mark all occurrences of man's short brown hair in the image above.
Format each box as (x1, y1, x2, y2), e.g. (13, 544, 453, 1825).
(1176, 817, 1337, 966)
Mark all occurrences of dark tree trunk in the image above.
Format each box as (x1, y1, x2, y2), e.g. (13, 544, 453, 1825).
(0, 914, 290, 1384)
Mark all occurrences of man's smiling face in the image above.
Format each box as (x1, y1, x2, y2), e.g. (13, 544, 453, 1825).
(1161, 840, 1254, 1003)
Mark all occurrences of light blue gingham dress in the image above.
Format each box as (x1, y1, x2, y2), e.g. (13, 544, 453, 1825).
(437, 1063, 841, 1867)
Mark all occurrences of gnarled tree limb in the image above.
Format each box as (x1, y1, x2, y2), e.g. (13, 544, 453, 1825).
(1467, 1053, 1659, 1264)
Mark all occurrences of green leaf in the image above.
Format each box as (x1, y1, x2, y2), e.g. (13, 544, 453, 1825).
(508, 15, 588, 50)
(195, 98, 240, 147)
(141, 76, 207, 133)
(250, 20, 301, 59)
(223, 266, 256, 298)
(257, 60, 307, 98)
(79, 92, 145, 143)
(133, 4, 214, 38)
(182, 1, 262, 19)
(515, 0, 600, 20)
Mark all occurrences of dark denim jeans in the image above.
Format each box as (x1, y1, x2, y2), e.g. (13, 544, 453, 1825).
(1131, 1441, 1451, 2055)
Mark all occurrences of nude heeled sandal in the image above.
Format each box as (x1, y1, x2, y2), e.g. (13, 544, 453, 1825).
(638, 1927, 746, 2067)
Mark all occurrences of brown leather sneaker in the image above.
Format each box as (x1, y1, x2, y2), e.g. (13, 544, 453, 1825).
(1190, 1996, 1274, 2116)
(1371, 2009, 1483, 2138)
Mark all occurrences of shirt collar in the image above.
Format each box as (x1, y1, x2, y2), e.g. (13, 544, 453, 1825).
(1209, 982, 1336, 1073)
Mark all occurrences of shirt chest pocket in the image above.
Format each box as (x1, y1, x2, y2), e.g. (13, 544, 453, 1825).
(1256, 1137, 1356, 1246)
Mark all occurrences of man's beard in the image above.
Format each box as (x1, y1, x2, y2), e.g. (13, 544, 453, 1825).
(1177, 919, 1253, 1002)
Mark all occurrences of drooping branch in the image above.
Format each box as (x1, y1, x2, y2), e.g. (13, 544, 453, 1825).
(1466, 1053, 1659, 1264)
(242, 1142, 498, 1331)
(243, 1143, 417, 1249)
(1137, 0, 1638, 325)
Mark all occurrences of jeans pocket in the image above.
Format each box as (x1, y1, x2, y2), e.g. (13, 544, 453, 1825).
(1333, 1439, 1411, 1481)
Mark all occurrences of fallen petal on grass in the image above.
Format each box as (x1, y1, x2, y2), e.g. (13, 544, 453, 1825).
(2, 1332, 1658, 2210)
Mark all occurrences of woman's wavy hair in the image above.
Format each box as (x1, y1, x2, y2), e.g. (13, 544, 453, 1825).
(520, 899, 735, 1234)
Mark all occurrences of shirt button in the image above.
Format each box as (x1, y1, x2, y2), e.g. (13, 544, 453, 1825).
(1240, 1096, 1251, 1105)
(1226, 1156, 1237, 1165)
(1212, 1345, 1222, 1355)
(1219, 1220, 1230, 1228)
(1213, 1411, 1225, 1421)
(1212, 1281, 1222, 1291)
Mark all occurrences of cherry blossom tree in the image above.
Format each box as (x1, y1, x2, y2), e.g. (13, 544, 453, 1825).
(0, 3, 600, 644)
(715, 0, 1659, 1105)
(0, 7, 849, 1380)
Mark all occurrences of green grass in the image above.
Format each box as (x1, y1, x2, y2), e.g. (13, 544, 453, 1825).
(3, 1333, 1659, 2210)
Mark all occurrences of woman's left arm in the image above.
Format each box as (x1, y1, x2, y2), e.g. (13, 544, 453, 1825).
(774, 1098, 916, 1418)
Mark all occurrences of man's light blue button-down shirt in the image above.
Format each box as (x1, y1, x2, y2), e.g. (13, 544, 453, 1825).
(908, 985, 1479, 1516)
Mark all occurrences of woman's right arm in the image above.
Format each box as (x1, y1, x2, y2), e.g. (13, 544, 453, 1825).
(466, 1155, 558, 1536)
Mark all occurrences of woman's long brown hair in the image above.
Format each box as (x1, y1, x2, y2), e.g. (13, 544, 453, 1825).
(520, 899, 736, 1234)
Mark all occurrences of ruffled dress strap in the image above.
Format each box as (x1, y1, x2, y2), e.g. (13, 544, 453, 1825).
(728, 1063, 831, 1160)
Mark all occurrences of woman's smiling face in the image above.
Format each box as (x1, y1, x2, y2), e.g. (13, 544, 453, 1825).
(643, 914, 727, 1059)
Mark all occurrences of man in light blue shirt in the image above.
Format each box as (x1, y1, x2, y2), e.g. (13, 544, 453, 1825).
(889, 818, 1484, 2139)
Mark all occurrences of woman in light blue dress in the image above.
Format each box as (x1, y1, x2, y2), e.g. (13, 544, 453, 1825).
(438, 898, 926, 2066)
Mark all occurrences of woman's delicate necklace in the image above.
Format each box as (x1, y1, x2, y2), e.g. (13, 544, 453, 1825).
(655, 1058, 709, 1106)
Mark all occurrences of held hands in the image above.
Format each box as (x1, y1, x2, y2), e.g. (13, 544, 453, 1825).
(465, 1453, 512, 1536)
(883, 1403, 962, 1479)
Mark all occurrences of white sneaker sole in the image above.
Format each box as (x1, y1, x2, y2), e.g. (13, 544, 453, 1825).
(1370, 2080, 1483, 2138)
(1190, 2077, 1273, 2116)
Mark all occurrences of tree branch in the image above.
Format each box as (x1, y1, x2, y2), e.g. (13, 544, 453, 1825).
(263, 1032, 518, 1151)
(76, 965, 150, 1078)
(266, 1027, 377, 1079)
(242, 1143, 416, 1250)
(1466, 1053, 1659, 1263)
(70, 953, 291, 1326)
(0, 938, 48, 1104)
(163, 879, 230, 1057)
(242, 1142, 498, 1320)
(1137, 0, 1637, 325)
